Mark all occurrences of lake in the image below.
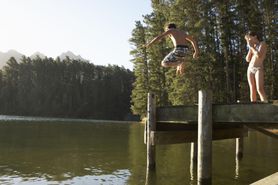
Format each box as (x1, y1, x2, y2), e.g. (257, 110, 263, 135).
(0, 116, 277, 185)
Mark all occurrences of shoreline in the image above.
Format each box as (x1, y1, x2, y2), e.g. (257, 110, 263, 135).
(0, 114, 140, 124)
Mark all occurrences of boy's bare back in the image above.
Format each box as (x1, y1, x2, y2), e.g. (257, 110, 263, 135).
(166, 29, 190, 46)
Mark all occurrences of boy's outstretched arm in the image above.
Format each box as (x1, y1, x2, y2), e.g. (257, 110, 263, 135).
(145, 30, 170, 48)
(185, 35, 199, 59)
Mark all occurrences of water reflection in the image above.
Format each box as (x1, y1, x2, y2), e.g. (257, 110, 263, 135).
(0, 119, 277, 185)
(235, 137, 243, 180)
(0, 169, 131, 185)
(190, 157, 197, 183)
(235, 156, 240, 180)
(0, 121, 132, 184)
(144, 168, 157, 185)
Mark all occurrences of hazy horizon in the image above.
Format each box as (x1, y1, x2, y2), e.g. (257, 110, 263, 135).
(0, 0, 152, 70)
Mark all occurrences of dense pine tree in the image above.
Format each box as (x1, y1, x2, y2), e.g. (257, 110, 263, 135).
(0, 57, 134, 120)
(130, 0, 278, 117)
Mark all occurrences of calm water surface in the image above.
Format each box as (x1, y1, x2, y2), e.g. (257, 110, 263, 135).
(0, 116, 277, 185)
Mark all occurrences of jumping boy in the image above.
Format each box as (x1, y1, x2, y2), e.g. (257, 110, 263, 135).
(144, 23, 199, 75)
(244, 31, 268, 102)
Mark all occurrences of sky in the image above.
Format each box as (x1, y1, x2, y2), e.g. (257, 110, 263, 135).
(0, 0, 152, 70)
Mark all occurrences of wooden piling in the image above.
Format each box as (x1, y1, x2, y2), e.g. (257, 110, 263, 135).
(197, 90, 212, 185)
(147, 92, 156, 170)
(235, 152, 240, 179)
(145, 167, 157, 185)
(190, 142, 197, 181)
(236, 137, 244, 160)
(190, 142, 197, 163)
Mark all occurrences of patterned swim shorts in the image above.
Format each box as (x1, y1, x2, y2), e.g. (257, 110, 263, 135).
(162, 45, 189, 66)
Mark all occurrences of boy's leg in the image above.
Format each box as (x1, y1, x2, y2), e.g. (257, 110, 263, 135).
(176, 64, 181, 75)
(161, 51, 182, 68)
(178, 61, 185, 74)
(176, 63, 184, 75)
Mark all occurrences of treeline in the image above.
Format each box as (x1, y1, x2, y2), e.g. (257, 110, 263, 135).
(0, 56, 134, 120)
(130, 0, 277, 117)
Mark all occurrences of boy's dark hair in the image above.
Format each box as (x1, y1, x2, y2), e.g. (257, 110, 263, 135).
(167, 23, 177, 29)
(247, 31, 263, 41)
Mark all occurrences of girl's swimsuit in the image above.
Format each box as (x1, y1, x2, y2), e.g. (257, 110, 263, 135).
(248, 42, 263, 74)
(248, 66, 262, 74)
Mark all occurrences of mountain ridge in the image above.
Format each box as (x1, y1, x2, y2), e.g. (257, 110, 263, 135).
(0, 50, 88, 68)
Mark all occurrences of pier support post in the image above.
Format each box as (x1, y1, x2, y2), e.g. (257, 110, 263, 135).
(190, 142, 197, 180)
(147, 92, 156, 170)
(191, 142, 198, 163)
(197, 90, 212, 185)
(236, 137, 244, 160)
(145, 167, 156, 185)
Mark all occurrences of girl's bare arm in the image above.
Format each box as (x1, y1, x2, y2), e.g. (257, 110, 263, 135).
(245, 48, 253, 62)
(248, 42, 267, 59)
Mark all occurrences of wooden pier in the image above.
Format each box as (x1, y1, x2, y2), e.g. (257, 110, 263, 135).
(250, 172, 278, 185)
(144, 90, 278, 185)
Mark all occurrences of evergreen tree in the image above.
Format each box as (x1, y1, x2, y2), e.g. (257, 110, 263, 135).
(0, 57, 134, 120)
(130, 0, 278, 117)
(129, 21, 149, 117)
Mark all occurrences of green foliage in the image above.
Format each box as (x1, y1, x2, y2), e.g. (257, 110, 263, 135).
(130, 0, 278, 117)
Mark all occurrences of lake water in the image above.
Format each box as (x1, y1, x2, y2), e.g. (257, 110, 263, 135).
(0, 116, 277, 185)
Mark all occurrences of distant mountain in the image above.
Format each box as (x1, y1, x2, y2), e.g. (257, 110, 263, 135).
(59, 51, 87, 61)
(0, 50, 88, 68)
(30, 52, 46, 59)
(0, 50, 24, 68)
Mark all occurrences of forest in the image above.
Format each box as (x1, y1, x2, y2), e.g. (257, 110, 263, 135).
(0, 56, 134, 120)
(0, 1, 276, 120)
(130, 0, 277, 117)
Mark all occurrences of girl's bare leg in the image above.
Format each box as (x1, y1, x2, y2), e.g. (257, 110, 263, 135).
(255, 69, 267, 102)
(247, 69, 257, 102)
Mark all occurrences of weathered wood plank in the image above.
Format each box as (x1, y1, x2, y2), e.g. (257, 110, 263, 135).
(265, 129, 278, 134)
(150, 127, 247, 145)
(156, 122, 196, 131)
(213, 104, 278, 123)
(250, 172, 278, 185)
(147, 123, 245, 144)
(150, 130, 197, 145)
(156, 122, 243, 131)
(247, 126, 278, 139)
(157, 105, 198, 122)
(213, 127, 248, 140)
(156, 103, 278, 123)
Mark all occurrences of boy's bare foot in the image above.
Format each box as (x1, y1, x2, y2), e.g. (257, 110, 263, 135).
(176, 65, 181, 75)
(176, 62, 185, 75)
(179, 62, 185, 74)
